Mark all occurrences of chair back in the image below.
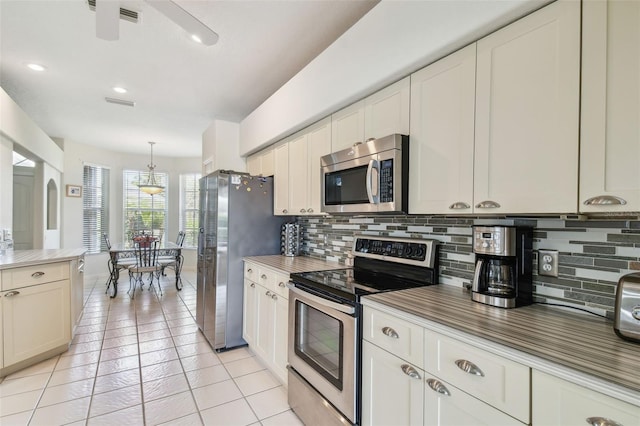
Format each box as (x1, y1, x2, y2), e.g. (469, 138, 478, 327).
(133, 240, 159, 267)
(103, 233, 112, 250)
(176, 231, 186, 247)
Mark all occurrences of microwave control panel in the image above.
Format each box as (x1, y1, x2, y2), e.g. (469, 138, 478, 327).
(379, 159, 394, 202)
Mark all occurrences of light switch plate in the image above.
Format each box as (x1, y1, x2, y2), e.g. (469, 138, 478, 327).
(538, 249, 559, 277)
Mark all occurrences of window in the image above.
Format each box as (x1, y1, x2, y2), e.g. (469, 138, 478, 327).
(123, 169, 168, 241)
(83, 165, 110, 254)
(180, 173, 201, 248)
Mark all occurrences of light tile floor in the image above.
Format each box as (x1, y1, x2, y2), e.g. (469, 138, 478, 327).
(0, 271, 303, 426)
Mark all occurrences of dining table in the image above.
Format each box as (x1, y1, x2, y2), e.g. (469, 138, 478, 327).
(107, 240, 183, 298)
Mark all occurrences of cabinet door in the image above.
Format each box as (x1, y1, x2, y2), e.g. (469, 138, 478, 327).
(288, 133, 310, 215)
(424, 376, 524, 426)
(254, 284, 274, 361)
(247, 153, 261, 176)
(273, 143, 290, 215)
(532, 370, 640, 425)
(362, 341, 424, 426)
(306, 117, 332, 215)
(70, 258, 84, 336)
(580, 0, 640, 212)
(242, 279, 257, 347)
(474, 0, 580, 214)
(331, 100, 365, 152)
(272, 292, 288, 385)
(364, 76, 410, 140)
(3, 280, 71, 366)
(409, 44, 476, 214)
(261, 149, 275, 177)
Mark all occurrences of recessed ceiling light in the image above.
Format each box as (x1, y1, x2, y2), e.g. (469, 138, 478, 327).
(27, 63, 46, 72)
(191, 34, 202, 44)
(113, 87, 127, 94)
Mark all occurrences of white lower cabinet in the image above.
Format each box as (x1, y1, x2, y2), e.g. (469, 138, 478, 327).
(243, 261, 289, 385)
(2, 279, 71, 366)
(532, 370, 640, 426)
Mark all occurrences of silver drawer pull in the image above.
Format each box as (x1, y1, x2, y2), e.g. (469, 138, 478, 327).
(266, 291, 272, 297)
(307, 208, 313, 213)
(586, 417, 623, 426)
(271, 294, 277, 300)
(381, 326, 399, 339)
(247, 268, 253, 273)
(31, 271, 45, 278)
(261, 274, 267, 279)
(426, 378, 451, 396)
(455, 359, 484, 377)
(300, 209, 306, 213)
(278, 282, 286, 287)
(475, 200, 500, 209)
(583, 195, 627, 206)
(449, 202, 470, 210)
(250, 283, 255, 288)
(401, 364, 421, 380)
(4, 290, 20, 297)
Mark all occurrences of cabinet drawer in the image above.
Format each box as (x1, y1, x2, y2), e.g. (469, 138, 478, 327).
(2, 262, 69, 291)
(271, 271, 289, 299)
(257, 267, 277, 291)
(244, 262, 259, 282)
(363, 306, 423, 367)
(425, 329, 530, 423)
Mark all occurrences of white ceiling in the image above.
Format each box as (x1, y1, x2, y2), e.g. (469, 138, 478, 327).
(0, 0, 378, 158)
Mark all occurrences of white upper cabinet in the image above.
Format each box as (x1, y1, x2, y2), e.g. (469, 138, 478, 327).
(273, 142, 290, 215)
(474, 0, 580, 214)
(331, 77, 410, 153)
(246, 148, 275, 177)
(409, 44, 476, 215)
(580, 0, 640, 213)
(306, 118, 332, 215)
(364, 76, 410, 141)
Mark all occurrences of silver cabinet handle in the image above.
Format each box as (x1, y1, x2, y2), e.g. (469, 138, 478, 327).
(586, 417, 623, 426)
(4, 290, 20, 297)
(300, 209, 306, 213)
(449, 202, 471, 210)
(265, 290, 272, 297)
(583, 195, 627, 206)
(475, 200, 500, 209)
(307, 208, 313, 213)
(250, 283, 255, 288)
(278, 282, 286, 288)
(31, 271, 45, 278)
(426, 378, 451, 396)
(261, 274, 267, 280)
(247, 268, 253, 273)
(271, 294, 278, 300)
(455, 359, 484, 377)
(282, 209, 288, 214)
(381, 326, 399, 339)
(401, 364, 421, 380)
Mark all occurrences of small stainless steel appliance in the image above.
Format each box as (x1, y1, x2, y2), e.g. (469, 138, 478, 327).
(287, 235, 438, 425)
(471, 225, 533, 308)
(281, 222, 301, 257)
(321, 134, 409, 214)
(614, 272, 640, 343)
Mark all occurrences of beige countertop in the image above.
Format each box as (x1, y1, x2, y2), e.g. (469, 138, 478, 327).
(243, 255, 344, 275)
(0, 249, 87, 270)
(363, 284, 640, 406)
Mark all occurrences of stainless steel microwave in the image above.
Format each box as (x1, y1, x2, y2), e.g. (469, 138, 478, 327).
(321, 134, 408, 214)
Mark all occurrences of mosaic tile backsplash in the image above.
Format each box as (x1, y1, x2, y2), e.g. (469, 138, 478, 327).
(296, 215, 640, 318)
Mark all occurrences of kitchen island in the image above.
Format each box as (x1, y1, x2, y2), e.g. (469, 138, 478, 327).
(0, 248, 86, 378)
(362, 284, 640, 425)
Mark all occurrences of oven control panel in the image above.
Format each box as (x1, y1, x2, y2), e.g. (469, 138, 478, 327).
(352, 235, 437, 268)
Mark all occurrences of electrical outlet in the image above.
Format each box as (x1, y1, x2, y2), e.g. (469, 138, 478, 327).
(538, 249, 559, 277)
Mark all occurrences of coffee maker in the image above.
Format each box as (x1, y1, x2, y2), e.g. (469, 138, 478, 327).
(471, 225, 533, 308)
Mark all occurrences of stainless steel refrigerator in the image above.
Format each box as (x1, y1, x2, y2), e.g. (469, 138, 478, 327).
(196, 170, 285, 350)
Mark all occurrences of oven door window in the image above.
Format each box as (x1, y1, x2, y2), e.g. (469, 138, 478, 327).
(324, 166, 369, 205)
(293, 300, 344, 390)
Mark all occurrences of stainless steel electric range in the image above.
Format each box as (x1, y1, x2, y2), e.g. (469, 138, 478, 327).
(286, 235, 439, 426)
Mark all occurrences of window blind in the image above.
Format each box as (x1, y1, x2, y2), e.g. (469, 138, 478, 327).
(83, 165, 110, 254)
(123, 169, 168, 241)
(180, 173, 201, 248)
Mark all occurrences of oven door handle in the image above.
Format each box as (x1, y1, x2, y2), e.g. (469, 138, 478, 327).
(286, 283, 356, 315)
(366, 159, 380, 205)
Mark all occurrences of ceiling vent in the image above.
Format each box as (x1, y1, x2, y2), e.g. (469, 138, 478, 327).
(105, 97, 136, 107)
(87, 0, 139, 24)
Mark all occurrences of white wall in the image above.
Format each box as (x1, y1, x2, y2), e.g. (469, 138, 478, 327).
(61, 139, 201, 276)
(239, 0, 551, 155)
(0, 135, 13, 231)
(202, 119, 245, 174)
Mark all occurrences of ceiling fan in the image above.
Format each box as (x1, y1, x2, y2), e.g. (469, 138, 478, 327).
(91, 0, 219, 46)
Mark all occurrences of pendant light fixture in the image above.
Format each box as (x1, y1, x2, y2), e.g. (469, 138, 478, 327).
(138, 141, 164, 195)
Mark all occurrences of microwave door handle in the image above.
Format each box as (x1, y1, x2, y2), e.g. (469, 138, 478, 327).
(366, 159, 380, 204)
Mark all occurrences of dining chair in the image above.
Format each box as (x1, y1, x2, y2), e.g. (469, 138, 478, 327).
(103, 233, 136, 294)
(128, 240, 163, 298)
(158, 231, 186, 282)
